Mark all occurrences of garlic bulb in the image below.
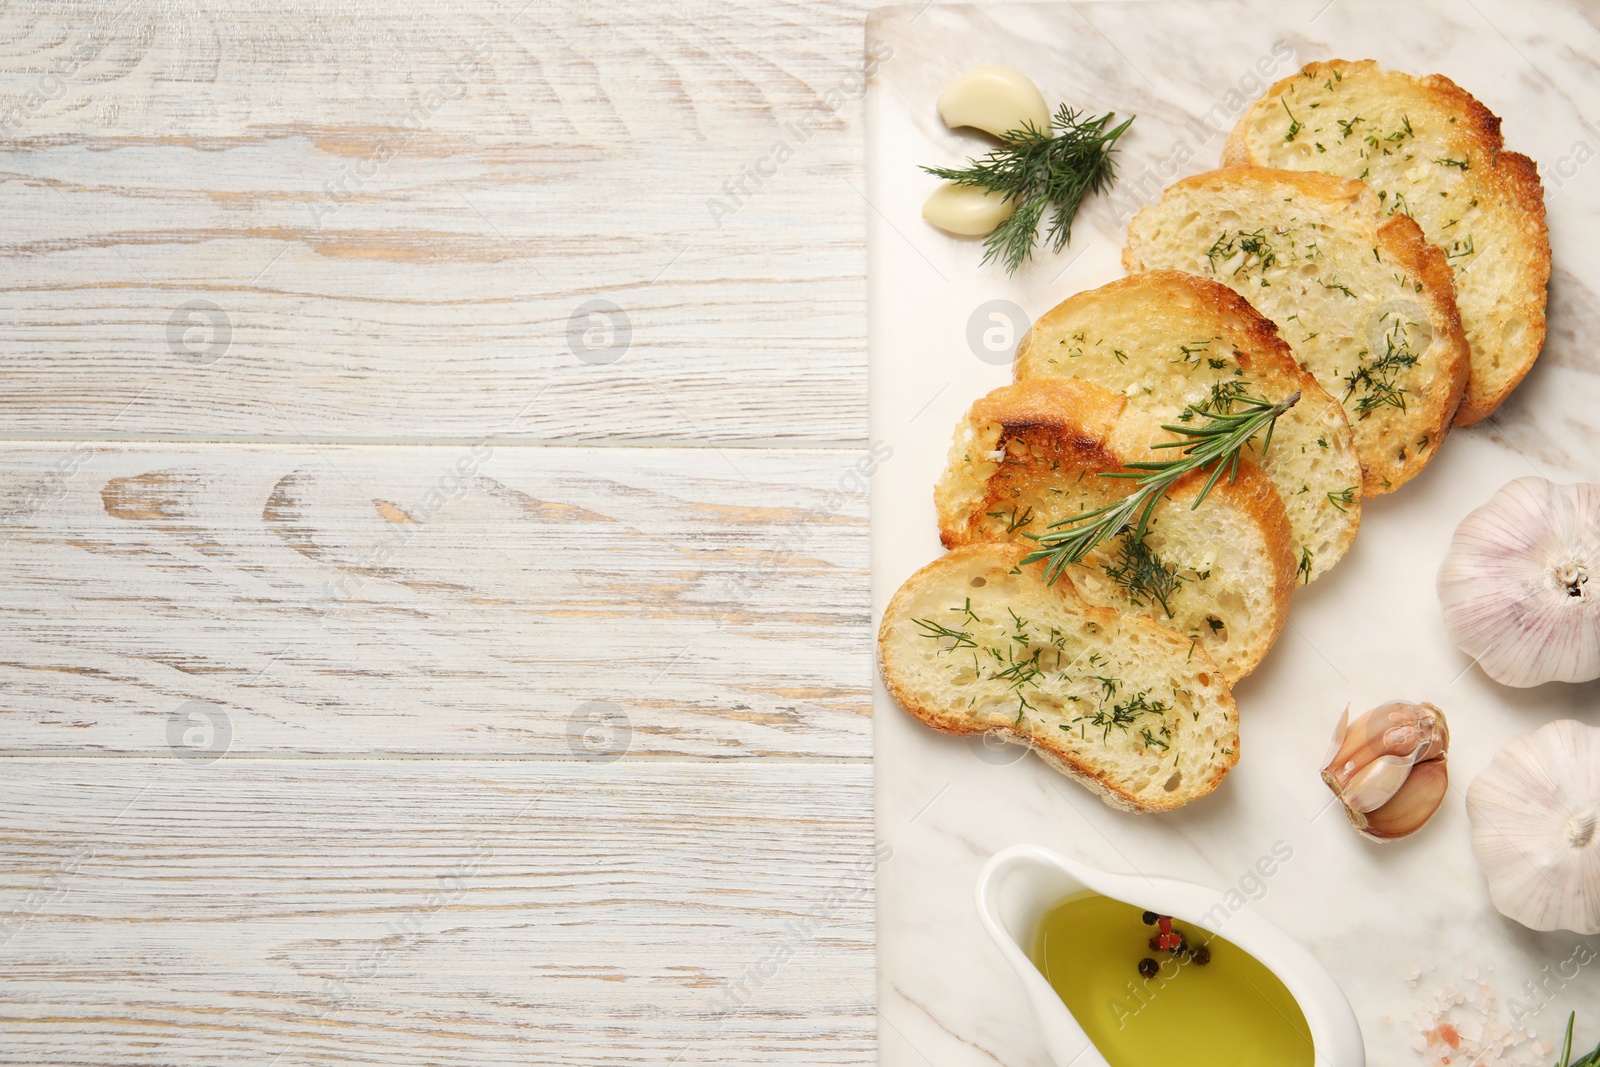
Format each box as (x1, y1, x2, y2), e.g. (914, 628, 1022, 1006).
(1467, 720, 1600, 934)
(1321, 701, 1449, 841)
(922, 182, 1016, 236)
(936, 66, 1051, 139)
(1437, 477, 1600, 687)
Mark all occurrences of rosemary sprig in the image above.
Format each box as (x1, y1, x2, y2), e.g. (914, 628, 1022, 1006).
(1020, 390, 1300, 583)
(1556, 1013, 1600, 1067)
(923, 104, 1134, 273)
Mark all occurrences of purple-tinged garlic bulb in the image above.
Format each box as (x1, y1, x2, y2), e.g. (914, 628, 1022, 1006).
(1438, 477, 1600, 687)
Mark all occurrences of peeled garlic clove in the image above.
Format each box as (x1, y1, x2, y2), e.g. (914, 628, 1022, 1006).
(1468, 719, 1600, 934)
(922, 182, 1016, 236)
(936, 65, 1051, 139)
(1359, 759, 1449, 840)
(1437, 476, 1600, 687)
(1321, 701, 1449, 841)
(1322, 700, 1449, 792)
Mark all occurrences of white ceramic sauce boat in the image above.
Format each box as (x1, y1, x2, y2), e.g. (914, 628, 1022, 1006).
(976, 844, 1366, 1067)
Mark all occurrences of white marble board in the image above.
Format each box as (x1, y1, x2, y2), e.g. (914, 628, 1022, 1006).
(866, 2, 1600, 1064)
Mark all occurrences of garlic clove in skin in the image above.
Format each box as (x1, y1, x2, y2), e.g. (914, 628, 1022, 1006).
(1321, 701, 1449, 841)
(922, 182, 1016, 236)
(1363, 760, 1450, 841)
(1437, 476, 1600, 687)
(936, 66, 1051, 139)
(1468, 719, 1600, 934)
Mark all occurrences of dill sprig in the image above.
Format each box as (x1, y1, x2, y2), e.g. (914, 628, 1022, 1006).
(1020, 389, 1300, 583)
(923, 104, 1134, 273)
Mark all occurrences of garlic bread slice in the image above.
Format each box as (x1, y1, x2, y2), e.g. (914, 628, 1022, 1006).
(1124, 165, 1470, 494)
(935, 378, 1295, 682)
(878, 543, 1239, 813)
(1014, 270, 1362, 582)
(1223, 59, 1550, 426)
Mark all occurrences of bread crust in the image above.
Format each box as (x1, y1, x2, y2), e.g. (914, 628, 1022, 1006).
(877, 544, 1239, 813)
(1123, 164, 1470, 494)
(1223, 59, 1550, 426)
(935, 378, 1295, 681)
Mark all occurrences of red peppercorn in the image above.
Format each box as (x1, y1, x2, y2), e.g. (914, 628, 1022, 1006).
(1157, 916, 1173, 935)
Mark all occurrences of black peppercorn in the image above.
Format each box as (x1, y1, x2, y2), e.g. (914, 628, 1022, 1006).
(1193, 945, 1211, 966)
(1137, 957, 1160, 979)
(1141, 910, 1159, 925)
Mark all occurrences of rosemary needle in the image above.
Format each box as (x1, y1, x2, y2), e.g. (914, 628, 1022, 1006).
(923, 104, 1134, 273)
(1557, 1012, 1600, 1067)
(1020, 390, 1300, 584)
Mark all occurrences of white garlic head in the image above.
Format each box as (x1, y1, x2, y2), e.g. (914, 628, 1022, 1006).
(1467, 719, 1600, 934)
(1437, 476, 1600, 687)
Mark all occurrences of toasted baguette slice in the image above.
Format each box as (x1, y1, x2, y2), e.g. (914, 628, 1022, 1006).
(1223, 60, 1550, 425)
(934, 378, 1295, 682)
(878, 543, 1239, 812)
(1014, 271, 1363, 582)
(1124, 166, 1470, 494)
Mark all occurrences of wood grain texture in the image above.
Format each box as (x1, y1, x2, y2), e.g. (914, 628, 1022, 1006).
(0, 442, 873, 757)
(0, 1, 879, 443)
(0, 759, 877, 1065)
(0, 0, 891, 1059)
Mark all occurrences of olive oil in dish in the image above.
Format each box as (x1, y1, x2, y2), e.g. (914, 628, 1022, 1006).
(1031, 891, 1314, 1066)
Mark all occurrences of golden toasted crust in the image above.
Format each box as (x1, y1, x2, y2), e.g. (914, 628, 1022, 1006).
(876, 544, 1238, 813)
(935, 378, 1296, 680)
(1223, 59, 1550, 426)
(1018, 270, 1294, 384)
(1120, 164, 1371, 229)
(1123, 164, 1471, 494)
(1454, 146, 1550, 423)
(1374, 208, 1472, 429)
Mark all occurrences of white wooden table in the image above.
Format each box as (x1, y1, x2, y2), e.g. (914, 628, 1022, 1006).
(0, 4, 884, 1062)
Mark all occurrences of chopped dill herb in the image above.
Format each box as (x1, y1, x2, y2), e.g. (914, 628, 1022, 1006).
(914, 618, 976, 649)
(986, 504, 1036, 533)
(1102, 534, 1187, 618)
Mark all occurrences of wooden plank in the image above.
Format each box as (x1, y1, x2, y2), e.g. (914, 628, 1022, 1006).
(0, 758, 876, 1065)
(0, 1, 878, 443)
(0, 443, 875, 758)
